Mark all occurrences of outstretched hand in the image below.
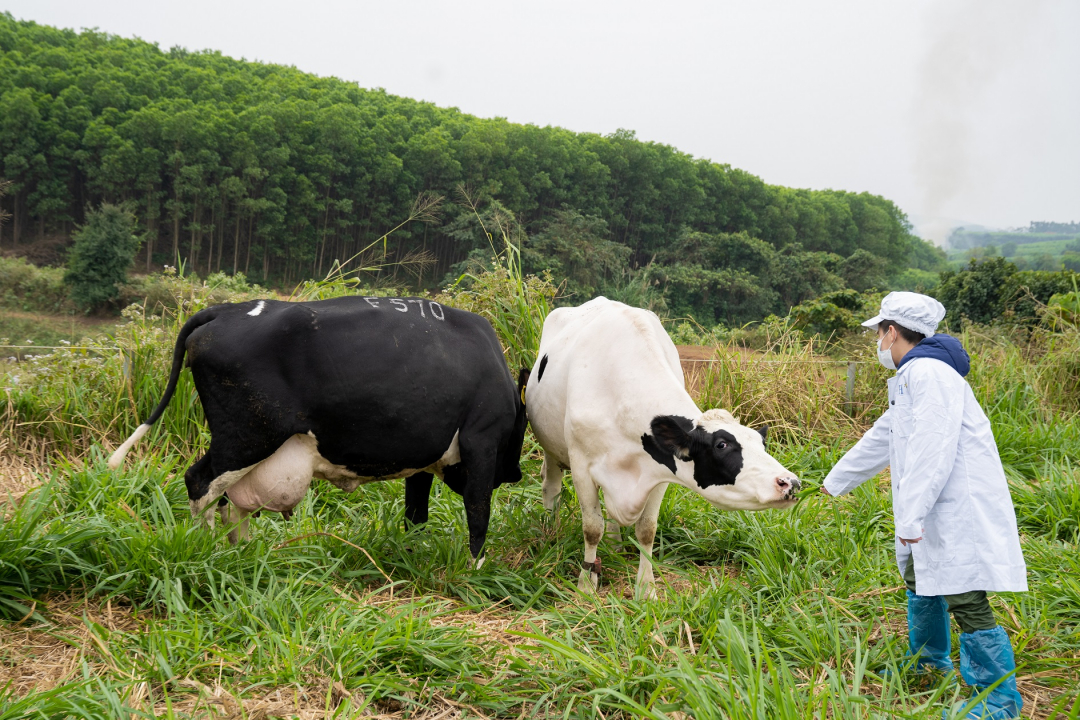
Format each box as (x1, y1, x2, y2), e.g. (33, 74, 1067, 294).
(899, 536, 922, 545)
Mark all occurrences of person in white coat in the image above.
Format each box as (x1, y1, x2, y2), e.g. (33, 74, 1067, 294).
(822, 292, 1026, 719)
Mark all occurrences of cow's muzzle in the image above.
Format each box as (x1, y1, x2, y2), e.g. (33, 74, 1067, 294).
(776, 476, 801, 501)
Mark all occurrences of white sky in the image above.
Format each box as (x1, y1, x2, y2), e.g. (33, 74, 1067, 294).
(5, 0, 1079, 241)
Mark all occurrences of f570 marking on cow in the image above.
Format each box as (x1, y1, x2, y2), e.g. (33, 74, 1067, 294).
(525, 297, 801, 599)
(109, 296, 528, 565)
(363, 297, 445, 320)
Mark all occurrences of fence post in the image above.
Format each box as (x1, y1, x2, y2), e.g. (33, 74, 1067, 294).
(845, 361, 857, 417)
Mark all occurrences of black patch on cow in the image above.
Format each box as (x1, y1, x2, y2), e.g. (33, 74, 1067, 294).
(648, 415, 745, 489)
(692, 429, 743, 488)
(650, 415, 696, 457)
(757, 425, 768, 444)
(641, 433, 677, 475)
(537, 354, 549, 382)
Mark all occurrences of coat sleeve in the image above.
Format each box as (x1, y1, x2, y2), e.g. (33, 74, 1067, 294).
(893, 365, 964, 539)
(822, 410, 892, 496)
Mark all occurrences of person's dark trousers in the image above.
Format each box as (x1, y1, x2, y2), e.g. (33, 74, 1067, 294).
(903, 560, 997, 635)
(904, 561, 1022, 719)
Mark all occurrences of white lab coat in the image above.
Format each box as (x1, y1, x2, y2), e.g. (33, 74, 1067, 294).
(823, 356, 1027, 596)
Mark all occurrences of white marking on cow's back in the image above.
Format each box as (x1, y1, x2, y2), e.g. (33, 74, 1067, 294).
(247, 300, 266, 317)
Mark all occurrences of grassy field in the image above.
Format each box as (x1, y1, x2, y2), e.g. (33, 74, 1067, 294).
(1, 273, 1078, 719)
(947, 238, 1075, 263)
(0, 311, 119, 361)
(1008, 239, 1076, 259)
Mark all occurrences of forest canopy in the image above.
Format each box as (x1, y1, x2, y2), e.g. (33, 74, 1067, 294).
(0, 13, 945, 324)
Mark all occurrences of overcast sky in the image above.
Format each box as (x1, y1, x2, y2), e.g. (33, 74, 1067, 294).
(6, 0, 1078, 241)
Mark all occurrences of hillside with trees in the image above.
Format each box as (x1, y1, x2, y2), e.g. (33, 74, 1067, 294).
(0, 13, 945, 324)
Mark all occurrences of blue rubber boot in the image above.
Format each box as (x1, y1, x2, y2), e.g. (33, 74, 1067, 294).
(957, 626, 1023, 719)
(907, 590, 954, 673)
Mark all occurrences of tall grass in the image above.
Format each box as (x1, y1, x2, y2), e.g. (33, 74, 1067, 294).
(437, 196, 556, 371)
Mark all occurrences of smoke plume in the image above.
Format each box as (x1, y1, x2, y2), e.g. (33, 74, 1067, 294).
(912, 0, 1048, 242)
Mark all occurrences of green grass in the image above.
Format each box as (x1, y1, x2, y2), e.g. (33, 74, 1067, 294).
(1, 268, 1078, 718)
(0, 435, 1077, 718)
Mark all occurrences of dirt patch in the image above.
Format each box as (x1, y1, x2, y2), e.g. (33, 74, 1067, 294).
(0, 595, 142, 695)
(0, 437, 43, 505)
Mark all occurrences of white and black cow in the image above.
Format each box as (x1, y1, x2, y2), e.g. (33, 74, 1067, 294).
(525, 297, 800, 598)
(109, 296, 529, 563)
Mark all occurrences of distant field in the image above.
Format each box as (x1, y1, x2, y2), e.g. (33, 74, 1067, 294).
(947, 237, 1076, 263)
(0, 311, 118, 359)
(1009, 238, 1075, 257)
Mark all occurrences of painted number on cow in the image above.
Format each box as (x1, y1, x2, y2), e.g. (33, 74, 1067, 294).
(364, 297, 445, 321)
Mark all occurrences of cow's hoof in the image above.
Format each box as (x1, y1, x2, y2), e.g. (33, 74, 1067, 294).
(471, 555, 486, 571)
(543, 494, 562, 513)
(577, 570, 599, 594)
(226, 530, 239, 546)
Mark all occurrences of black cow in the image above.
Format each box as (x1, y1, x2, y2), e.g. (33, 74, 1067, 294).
(109, 296, 529, 562)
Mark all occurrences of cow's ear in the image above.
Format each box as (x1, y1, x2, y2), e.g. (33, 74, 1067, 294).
(757, 425, 769, 444)
(650, 415, 695, 460)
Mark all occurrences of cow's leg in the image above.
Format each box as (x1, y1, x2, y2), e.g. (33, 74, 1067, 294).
(605, 516, 624, 550)
(404, 472, 434, 528)
(459, 441, 497, 568)
(185, 454, 218, 529)
(541, 457, 563, 511)
(634, 483, 668, 601)
(440, 463, 467, 496)
(571, 465, 604, 593)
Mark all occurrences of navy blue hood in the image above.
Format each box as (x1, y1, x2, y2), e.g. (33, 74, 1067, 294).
(897, 333, 970, 377)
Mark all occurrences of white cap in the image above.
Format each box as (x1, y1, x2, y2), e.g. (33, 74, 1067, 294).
(861, 291, 947, 337)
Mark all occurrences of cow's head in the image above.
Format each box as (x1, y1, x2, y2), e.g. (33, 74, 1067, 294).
(643, 408, 800, 510)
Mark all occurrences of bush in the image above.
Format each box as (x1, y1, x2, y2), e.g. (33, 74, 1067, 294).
(1001, 269, 1080, 327)
(888, 267, 939, 292)
(936, 258, 1079, 329)
(119, 267, 268, 315)
(64, 204, 142, 312)
(667, 321, 729, 346)
(935, 257, 1017, 326)
(0, 256, 71, 313)
(839, 249, 888, 292)
(1062, 251, 1080, 273)
(788, 289, 879, 340)
(1044, 288, 1080, 331)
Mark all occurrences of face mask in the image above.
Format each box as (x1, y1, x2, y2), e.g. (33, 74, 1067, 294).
(877, 331, 896, 370)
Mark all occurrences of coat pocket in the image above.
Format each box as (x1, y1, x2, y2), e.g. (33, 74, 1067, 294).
(892, 400, 913, 438)
(921, 504, 973, 566)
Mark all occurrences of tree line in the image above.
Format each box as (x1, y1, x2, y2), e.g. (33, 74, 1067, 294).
(0, 13, 944, 324)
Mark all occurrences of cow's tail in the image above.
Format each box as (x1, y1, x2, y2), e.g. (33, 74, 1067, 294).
(108, 307, 221, 470)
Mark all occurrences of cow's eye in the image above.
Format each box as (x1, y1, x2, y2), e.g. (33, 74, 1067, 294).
(715, 441, 727, 450)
